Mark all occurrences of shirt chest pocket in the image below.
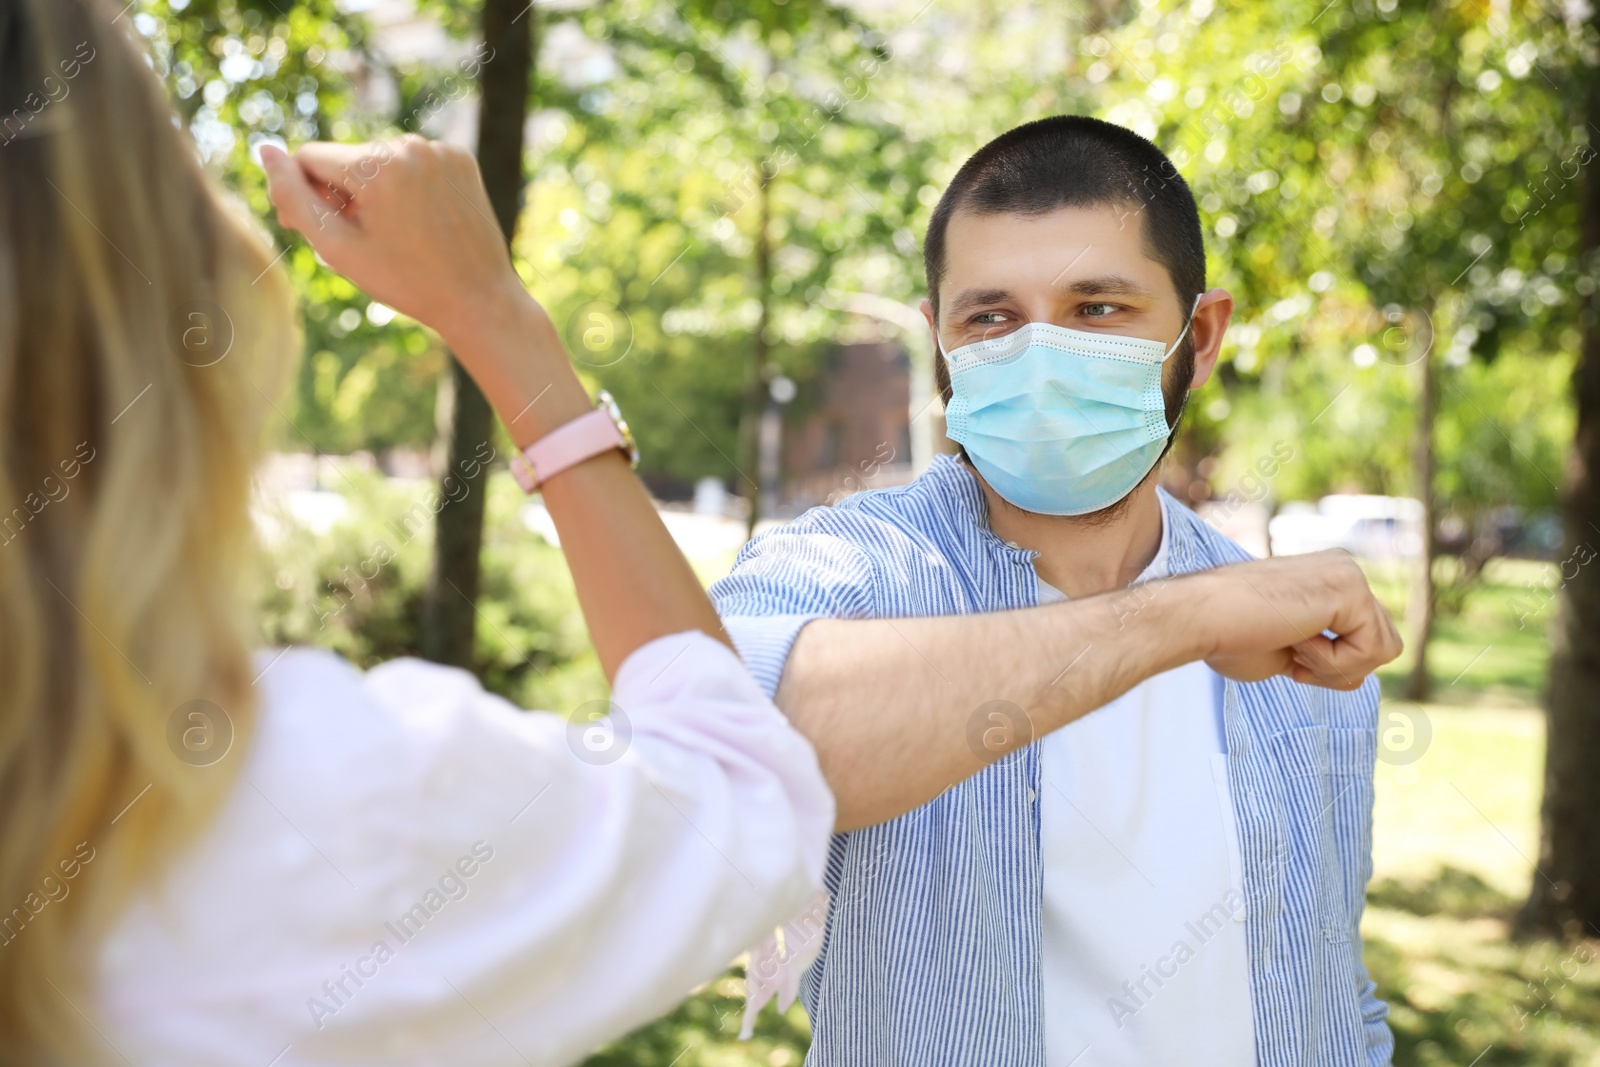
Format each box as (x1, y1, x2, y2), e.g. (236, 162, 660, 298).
(1265, 723, 1377, 945)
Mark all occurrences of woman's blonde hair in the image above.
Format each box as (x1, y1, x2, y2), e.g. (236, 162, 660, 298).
(0, 0, 295, 1060)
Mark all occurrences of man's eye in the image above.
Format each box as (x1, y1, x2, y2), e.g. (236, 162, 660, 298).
(1083, 303, 1119, 317)
(974, 312, 1010, 324)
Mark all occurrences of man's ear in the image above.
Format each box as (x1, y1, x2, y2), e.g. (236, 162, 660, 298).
(922, 297, 956, 407)
(1188, 289, 1234, 389)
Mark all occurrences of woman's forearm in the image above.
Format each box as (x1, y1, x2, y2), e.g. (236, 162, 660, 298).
(440, 292, 729, 682)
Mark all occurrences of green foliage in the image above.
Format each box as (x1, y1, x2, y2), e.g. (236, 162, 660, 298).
(1363, 699, 1598, 1066)
(138, 0, 1585, 522)
(582, 969, 810, 1067)
(1089, 0, 1580, 529)
(521, 0, 925, 492)
(1364, 868, 1600, 1066)
(1367, 557, 1559, 702)
(1367, 865, 1509, 919)
(138, 0, 454, 454)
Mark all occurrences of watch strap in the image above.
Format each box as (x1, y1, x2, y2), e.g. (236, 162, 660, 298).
(510, 407, 627, 493)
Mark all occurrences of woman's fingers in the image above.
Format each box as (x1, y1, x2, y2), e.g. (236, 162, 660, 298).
(259, 137, 536, 352)
(291, 139, 401, 207)
(260, 143, 353, 247)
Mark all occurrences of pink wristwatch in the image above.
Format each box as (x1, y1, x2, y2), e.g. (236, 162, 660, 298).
(510, 390, 639, 493)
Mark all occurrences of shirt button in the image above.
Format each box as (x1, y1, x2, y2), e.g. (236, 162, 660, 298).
(1027, 788, 1037, 804)
(1005, 540, 1021, 549)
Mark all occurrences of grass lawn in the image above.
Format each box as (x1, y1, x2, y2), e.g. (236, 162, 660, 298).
(1357, 558, 1600, 1065)
(1364, 701, 1600, 1066)
(1365, 557, 1557, 706)
(581, 557, 1596, 1066)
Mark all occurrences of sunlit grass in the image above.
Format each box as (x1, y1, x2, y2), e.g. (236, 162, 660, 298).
(1364, 557, 1557, 706)
(1365, 703, 1600, 1066)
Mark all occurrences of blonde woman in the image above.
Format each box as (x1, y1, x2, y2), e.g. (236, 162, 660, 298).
(0, 1, 1404, 1065)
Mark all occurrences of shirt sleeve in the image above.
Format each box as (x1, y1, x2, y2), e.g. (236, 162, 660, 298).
(708, 523, 878, 698)
(255, 632, 834, 1067)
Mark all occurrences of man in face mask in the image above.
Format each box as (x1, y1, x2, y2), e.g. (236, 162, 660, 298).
(711, 115, 1393, 1067)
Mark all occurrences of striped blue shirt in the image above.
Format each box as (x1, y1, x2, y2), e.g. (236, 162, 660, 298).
(710, 454, 1393, 1067)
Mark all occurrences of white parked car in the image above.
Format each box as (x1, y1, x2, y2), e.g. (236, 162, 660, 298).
(1268, 495, 1425, 560)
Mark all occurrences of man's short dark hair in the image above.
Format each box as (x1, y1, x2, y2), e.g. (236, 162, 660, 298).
(925, 115, 1207, 407)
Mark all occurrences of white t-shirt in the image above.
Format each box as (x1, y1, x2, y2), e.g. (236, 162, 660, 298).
(1036, 515, 1255, 1067)
(93, 631, 833, 1067)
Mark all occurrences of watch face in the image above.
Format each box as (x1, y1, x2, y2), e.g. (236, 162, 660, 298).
(595, 390, 640, 467)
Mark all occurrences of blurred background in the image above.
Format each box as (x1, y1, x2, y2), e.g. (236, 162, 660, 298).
(122, 0, 1598, 1062)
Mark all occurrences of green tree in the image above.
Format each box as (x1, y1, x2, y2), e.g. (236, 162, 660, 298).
(1526, 0, 1600, 940)
(520, 0, 918, 516)
(419, 0, 536, 669)
(143, 0, 450, 456)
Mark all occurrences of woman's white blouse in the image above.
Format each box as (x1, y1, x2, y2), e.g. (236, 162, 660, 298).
(94, 631, 834, 1067)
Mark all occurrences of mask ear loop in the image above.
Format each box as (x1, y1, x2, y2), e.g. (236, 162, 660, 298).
(1160, 291, 1206, 440)
(1161, 292, 1205, 361)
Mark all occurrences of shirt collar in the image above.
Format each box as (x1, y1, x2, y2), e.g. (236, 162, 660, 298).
(924, 452, 1186, 570)
(921, 454, 1034, 567)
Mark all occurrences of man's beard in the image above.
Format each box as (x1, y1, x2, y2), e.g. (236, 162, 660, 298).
(1160, 332, 1196, 441)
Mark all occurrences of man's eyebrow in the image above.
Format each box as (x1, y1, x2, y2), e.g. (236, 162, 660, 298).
(943, 275, 1157, 317)
(942, 287, 1014, 317)
(1055, 273, 1156, 299)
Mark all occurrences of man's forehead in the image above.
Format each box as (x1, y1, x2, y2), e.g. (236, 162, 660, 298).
(940, 202, 1162, 293)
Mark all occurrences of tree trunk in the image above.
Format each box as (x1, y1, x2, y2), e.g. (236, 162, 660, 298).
(736, 167, 772, 540)
(1523, 34, 1600, 936)
(419, 0, 535, 668)
(1405, 307, 1437, 702)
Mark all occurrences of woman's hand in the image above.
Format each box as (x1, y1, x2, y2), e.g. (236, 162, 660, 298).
(260, 136, 524, 341)
(261, 137, 592, 445)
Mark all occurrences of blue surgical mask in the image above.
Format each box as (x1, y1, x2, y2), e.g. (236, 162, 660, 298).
(940, 295, 1200, 517)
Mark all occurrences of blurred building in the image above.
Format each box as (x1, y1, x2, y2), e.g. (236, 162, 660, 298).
(779, 340, 916, 513)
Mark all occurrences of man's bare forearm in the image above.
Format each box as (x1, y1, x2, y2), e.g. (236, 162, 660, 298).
(778, 550, 1403, 832)
(777, 576, 1209, 831)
